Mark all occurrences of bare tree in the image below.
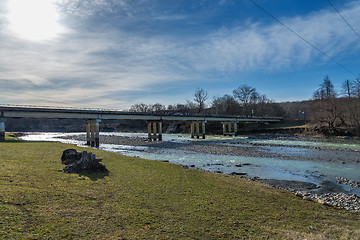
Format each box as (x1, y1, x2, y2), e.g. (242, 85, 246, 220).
(233, 84, 256, 106)
(309, 99, 344, 131)
(211, 95, 239, 115)
(129, 103, 151, 112)
(233, 84, 266, 116)
(193, 88, 208, 113)
(352, 77, 360, 98)
(310, 76, 346, 132)
(250, 91, 260, 105)
(313, 88, 325, 100)
(341, 79, 353, 98)
(320, 75, 336, 98)
(151, 103, 166, 112)
(313, 76, 336, 100)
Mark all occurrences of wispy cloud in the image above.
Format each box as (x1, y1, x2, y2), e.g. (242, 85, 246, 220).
(1, 0, 360, 108)
(190, 3, 360, 73)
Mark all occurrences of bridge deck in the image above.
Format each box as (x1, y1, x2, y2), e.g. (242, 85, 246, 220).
(0, 105, 282, 122)
(0, 105, 283, 146)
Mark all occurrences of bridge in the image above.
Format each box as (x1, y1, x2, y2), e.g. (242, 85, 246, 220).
(0, 105, 282, 147)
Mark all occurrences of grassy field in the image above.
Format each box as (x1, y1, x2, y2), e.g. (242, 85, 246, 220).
(0, 141, 359, 239)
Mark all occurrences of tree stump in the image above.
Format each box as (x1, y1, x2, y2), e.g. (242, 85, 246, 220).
(61, 149, 81, 165)
(61, 149, 108, 174)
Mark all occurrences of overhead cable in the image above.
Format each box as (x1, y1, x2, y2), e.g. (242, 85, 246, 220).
(248, 0, 357, 76)
(327, 0, 360, 40)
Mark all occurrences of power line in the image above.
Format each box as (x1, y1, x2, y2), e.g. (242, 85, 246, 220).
(327, 0, 360, 40)
(247, 0, 357, 76)
(335, 0, 360, 34)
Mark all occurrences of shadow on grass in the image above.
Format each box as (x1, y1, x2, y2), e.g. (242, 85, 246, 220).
(2, 140, 54, 143)
(78, 171, 110, 181)
(61, 170, 110, 181)
(2, 139, 28, 143)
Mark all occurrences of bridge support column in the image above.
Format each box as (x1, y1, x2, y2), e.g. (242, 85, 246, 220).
(202, 121, 206, 139)
(222, 121, 237, 136)
(147, 121, 162, 141)
(191, 122, 194, 138)
(190, 121, 206, 139)
(95, 119, 101, 147)
(86, 120, 91, 145)
(90, 120, 95, 147)
(0, 115, 6, 141)
(86, 119, 101, 147)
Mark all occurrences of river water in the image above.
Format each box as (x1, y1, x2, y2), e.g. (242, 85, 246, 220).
(21, 132, 360, 195)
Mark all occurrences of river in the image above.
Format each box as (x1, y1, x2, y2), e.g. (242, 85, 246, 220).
(21, 132, 360, 196)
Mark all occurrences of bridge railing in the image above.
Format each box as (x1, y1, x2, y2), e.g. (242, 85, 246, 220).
(0, 104, 283, 121)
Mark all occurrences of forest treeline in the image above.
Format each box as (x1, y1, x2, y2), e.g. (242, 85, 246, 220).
(129, 75, 360, 136)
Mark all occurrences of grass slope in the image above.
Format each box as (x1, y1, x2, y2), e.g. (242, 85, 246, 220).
(0, 142, 359, 239)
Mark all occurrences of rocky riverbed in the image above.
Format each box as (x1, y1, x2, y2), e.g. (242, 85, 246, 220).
(58, 133, 360, 212)
(63, 133, 360, 163)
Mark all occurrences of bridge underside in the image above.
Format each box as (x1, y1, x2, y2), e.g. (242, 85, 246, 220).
(0, 118, 252, 146)
(0, 106, 282, 145)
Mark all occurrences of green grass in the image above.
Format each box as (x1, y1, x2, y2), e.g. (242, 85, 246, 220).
(4, 133, 23, 141)
(0, 142, 359, 239)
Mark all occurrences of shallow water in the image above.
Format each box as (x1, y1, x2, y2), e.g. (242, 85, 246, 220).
(247, 138, 360, 150)
(21, 132, 360, 195)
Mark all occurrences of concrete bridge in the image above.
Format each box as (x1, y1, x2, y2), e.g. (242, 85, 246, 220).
(0, 105, 282, 147)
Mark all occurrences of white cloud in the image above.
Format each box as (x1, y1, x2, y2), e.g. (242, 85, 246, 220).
(188, 3, 360, 73)
(1, 1, 360, 108)
(55, 0, 152, 17)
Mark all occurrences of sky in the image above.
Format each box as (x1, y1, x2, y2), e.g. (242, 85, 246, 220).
(0, 0, 360, 110)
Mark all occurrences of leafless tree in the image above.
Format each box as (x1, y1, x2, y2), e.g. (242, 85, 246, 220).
(232, 84, 268, 116)
(352, 77, 360, 98)
(321, 75, 336, 99)
(233, 84, 256, 106)
(341, 79, 353, 98)
(193, 88, 208, 113)
(211, 95, 239, 115)
(129, 103, 151, 112)
(151, 103, 166, 112)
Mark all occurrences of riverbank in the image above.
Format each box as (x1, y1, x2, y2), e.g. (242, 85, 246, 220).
(61, 133, 360, 164)
(1, 141, 359, 239)
(55, 133, 360, 212)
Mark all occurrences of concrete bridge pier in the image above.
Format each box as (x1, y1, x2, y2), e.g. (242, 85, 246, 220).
(147, 121, 162, 141)
(222, 121, 237, 136)
(86, 120, 91, 145)
(0, 115, 5, 141)
(95, 119, 101, 147)
(86, 119, 101, 147)
(191, 121, 206, 139)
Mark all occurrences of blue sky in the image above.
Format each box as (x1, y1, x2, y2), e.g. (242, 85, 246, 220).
(0, 0, 360, 109)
